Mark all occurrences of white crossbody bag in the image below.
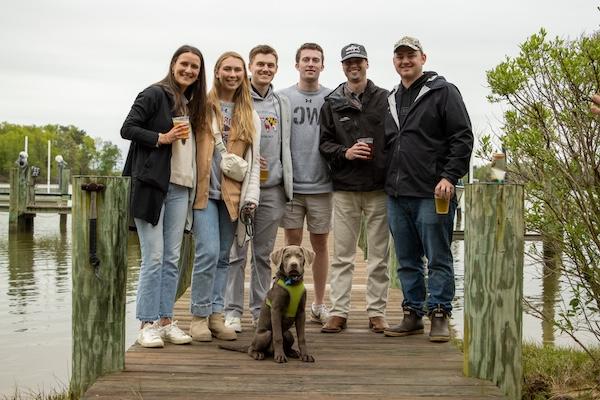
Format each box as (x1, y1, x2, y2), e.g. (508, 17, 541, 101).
(210, 114, 248, 182)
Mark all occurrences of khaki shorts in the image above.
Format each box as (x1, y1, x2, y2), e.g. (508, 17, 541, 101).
(280, 193, 333, 234)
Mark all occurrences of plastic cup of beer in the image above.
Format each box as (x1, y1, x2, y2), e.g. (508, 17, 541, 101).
(357, 137, 374, 160)
(172, 116, 190, 143)
(260, 167, 269, 183)
(435, 195, 449, 214)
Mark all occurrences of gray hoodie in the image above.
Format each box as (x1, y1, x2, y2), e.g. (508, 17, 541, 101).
(251, 84, 293, 201)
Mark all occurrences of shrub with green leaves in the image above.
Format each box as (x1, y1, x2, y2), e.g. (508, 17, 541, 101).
(485, 29, 600, 363)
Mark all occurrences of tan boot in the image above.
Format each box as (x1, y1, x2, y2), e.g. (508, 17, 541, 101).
(209, 313, 237, 340)
(189, 316, 212, 342)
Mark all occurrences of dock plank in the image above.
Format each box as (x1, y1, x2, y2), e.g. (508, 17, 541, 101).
(84, 228, 506, 399)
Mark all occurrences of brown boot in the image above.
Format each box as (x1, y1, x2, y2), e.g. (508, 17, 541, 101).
(368, 316, 389, 333)
(208, 313, 237, 341)
(384, 308, 424, 337)
(189, 316, 212, 342)
(321, 316, 347, 333)
(429, 306, 450, 342)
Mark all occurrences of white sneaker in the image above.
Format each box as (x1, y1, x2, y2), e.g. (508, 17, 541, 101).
(161, 321, 192, 344)
(137, 322, 164, 348)
(224, 315, 242, 333)
(310, 303, 330, 324)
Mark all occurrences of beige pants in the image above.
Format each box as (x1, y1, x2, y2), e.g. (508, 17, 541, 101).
(329, 191, 390, 318)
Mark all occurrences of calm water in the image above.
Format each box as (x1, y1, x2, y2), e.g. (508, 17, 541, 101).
(0, 211, 594, 395)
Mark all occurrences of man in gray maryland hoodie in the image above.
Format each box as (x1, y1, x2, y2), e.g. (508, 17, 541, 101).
(224, 45, 293, 331)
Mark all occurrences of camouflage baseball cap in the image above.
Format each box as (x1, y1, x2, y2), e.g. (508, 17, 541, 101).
(340, 43, 368, 62)
(393, 36, 423, 52)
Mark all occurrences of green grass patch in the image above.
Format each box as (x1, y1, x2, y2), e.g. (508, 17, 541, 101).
(453, 339, 600, 399)
(1, 387, 70, 400)
(522, 342, 600, 399)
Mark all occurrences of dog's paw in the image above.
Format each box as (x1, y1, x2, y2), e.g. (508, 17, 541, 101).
(301, 354, 315, 363)
(249, 350, 265, 360)
(274, 353, 288, 363)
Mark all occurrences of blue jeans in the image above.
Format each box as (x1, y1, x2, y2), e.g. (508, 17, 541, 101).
(190, 199, 235, 317)
(387, 195, 456, 317)
(134, 183, 189, 321)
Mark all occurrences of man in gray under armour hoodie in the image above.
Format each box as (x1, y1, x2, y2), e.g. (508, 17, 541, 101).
(224, 45, 293, 331)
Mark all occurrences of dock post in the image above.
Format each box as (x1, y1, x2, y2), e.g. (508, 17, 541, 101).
(59, 167, 70, 232)
(463, 183, 524, 400)
(9, 166, 33, 232)
(70, 176, 130, 398)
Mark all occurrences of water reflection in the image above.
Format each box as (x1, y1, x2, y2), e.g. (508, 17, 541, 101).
(541, 253, 560, 345)
(7, 230, 37, 313)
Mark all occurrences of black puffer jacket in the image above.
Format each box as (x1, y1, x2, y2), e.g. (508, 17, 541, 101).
(319, 80, 389, 191)
(384, 73, 473, 198)
(121, 85, 174, 225)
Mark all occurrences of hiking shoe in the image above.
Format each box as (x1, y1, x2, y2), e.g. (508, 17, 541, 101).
(310, 303, 330, 324)
(429, 306, 450, 342)
(209, 313, 237, 341)
(137, 322, 164, 348)
(190, 316, 212, 342)
(384, 308, 424, 337)
(224, 315, 242, 333)
(161, 321, 192, 345)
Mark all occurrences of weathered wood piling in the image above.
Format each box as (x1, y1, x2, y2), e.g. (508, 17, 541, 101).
(463, 183, 524, 400)
(8, 166, 33, 231)
(59, 166, 70, 232)
(70, 176, 130, 398)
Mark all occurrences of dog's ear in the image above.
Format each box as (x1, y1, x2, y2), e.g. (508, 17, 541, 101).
(300, 247, 315, 267)
(270, 247, 285, 268)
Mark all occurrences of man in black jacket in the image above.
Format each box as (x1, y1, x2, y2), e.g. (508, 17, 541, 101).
(383, 37, 473, 342)
(319, 43, 390, 334)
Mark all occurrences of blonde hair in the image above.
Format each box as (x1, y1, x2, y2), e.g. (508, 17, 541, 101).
(207, 52, 255, 143)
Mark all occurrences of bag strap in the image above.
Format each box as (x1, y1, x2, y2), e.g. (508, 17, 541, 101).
(210, 111, 227, 155)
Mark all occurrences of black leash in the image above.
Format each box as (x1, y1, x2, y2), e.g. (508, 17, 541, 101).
(240, 205, 269, 294)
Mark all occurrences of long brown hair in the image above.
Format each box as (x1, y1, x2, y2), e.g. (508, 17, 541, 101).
(157, 45, 207, 132)
(207, 51, 255, 143)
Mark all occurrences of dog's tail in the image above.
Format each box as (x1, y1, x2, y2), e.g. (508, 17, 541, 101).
(218, 343, 250, 353)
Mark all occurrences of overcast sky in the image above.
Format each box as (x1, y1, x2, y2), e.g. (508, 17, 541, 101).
(1, 0, 598, 162)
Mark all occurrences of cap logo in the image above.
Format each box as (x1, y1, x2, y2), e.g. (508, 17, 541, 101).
(345, 45, 361, 55)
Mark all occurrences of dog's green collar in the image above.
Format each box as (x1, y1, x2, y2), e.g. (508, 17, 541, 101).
(266, 279, 305, 318)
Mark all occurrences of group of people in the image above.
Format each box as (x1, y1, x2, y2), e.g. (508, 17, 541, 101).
(121, 36, 474, 349)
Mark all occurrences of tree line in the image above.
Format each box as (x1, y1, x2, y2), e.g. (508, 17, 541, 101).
(0, 122, 121, 182)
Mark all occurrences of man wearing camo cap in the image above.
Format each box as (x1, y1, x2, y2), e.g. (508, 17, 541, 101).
(383, 36, 473, 342)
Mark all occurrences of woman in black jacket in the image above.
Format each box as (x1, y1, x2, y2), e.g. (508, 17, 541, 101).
(121, 45, 207, 348)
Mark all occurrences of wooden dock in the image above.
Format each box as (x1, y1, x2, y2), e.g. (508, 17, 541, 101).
(83, 229, 506, 399)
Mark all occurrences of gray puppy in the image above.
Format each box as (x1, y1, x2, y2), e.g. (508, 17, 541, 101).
(219, 245, 315, 363)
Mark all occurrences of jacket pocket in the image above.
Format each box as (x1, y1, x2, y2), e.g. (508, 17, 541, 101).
(138, 150, 169, 192)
